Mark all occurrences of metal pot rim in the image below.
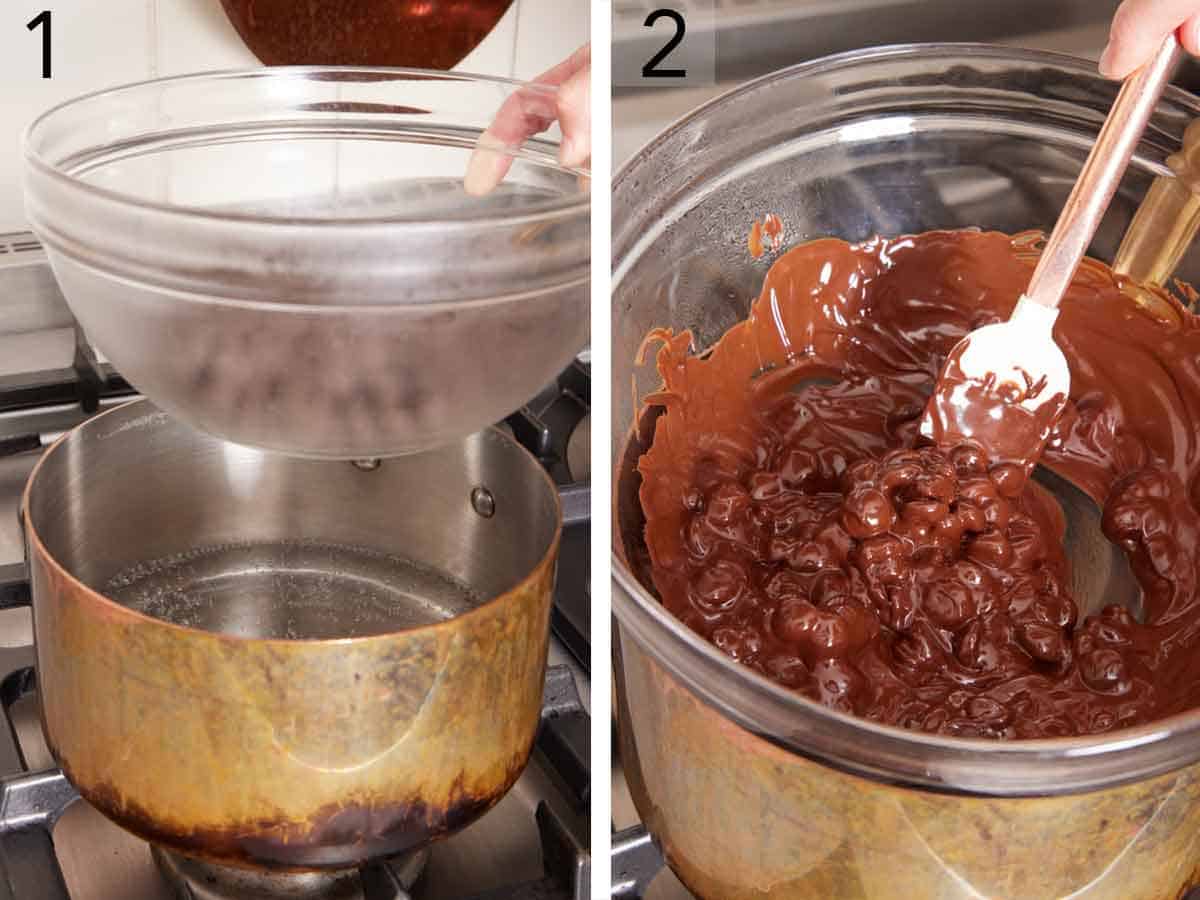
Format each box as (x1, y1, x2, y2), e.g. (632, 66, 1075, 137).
(612, 43, 1200, 797)
(23, 397, 563, 648)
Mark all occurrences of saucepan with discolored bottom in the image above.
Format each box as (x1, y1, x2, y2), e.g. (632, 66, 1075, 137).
(22, 398, 559, 871)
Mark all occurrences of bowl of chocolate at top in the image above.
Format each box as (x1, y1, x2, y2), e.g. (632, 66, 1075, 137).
(24, 68, 589, 459)
(613, 45, 1200, 900)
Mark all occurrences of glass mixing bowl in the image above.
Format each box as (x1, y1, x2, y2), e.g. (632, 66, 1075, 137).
(24, 68, 589, 458)
(613, 45, 1200, 899)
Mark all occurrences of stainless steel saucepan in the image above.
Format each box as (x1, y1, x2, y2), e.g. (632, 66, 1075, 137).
(23, 398, 561, 870)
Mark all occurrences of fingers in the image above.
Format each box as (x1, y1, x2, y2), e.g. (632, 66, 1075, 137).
(557, 63, 591, 169)
(464, 132, 517, 197)
(1100, 0, 1196, 78)
(464, 87, 557, 196)
(464, 44, 591, 196)
(537, 44, 591, 93)
(1183, 12, 1200, 56)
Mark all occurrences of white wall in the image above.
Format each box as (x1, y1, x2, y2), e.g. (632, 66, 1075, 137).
(0, 0, 589, 233)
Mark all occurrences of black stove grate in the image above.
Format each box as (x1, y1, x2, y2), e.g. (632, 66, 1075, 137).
(505, 360, 591, 673)
(609, 827, 660, 899)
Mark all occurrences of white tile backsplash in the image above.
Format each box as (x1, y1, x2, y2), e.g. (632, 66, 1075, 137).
(153, 0, 257, 77)
(0, 0, 590, 235)
(461, 0, 592, 81)
(458, 0, 520, 79)
(513, 0, 590, 80)
(0, 0, 154, 233)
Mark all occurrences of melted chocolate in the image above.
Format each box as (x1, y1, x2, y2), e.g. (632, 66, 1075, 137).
(637, 229, 1200, 739)
(748, 214, 784, 260)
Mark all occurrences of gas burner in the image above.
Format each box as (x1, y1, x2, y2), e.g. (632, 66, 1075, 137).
(153, 847, 429, 900)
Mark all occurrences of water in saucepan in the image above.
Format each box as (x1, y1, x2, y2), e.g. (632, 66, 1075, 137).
(103, 540, 482, 639)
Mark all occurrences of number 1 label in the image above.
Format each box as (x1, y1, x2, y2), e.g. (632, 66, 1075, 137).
(28, 10, 51, 79)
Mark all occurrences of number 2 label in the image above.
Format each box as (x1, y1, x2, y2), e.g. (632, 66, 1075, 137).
(642, 9, 686, 79)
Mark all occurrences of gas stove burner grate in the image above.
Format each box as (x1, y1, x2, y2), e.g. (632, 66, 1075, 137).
(609, 827, 661, 899)
(506, 358, 591, 672)
(505, 358, 590, 488)
(153, 845, 431, 900)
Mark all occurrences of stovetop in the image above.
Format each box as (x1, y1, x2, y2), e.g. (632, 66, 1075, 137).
(0, 236, 591, 900)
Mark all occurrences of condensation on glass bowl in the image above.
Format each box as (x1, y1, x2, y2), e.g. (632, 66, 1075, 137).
(23, 68, 591, 458)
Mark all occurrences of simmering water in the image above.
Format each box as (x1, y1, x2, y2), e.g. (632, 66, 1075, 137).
(104, 540, 482, 639)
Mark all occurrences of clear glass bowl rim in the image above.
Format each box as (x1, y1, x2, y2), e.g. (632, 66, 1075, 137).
(23, 65, 591, 230)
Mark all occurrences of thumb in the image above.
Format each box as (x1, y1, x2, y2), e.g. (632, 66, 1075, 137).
(1100, 0, 1194, 78)
(1183, 12, 1200, 57)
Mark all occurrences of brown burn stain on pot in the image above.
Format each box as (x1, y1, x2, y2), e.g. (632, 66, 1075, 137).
(78, 750, 533, 871)
(1177, 862, 1200, 900)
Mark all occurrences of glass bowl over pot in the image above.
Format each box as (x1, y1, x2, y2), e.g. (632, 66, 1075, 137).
(23, 68, 590, 459)
(613, 44, 1200, 900)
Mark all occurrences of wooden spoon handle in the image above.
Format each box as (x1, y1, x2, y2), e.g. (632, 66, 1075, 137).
(1025, 34, 1182, 310)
